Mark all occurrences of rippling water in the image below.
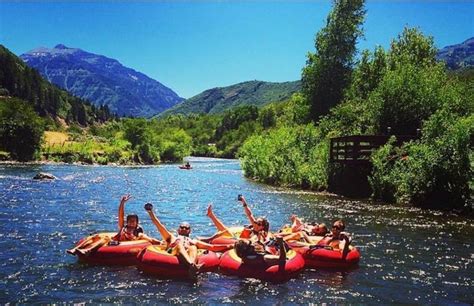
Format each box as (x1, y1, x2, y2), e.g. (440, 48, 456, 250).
(0, 158, 472, 304)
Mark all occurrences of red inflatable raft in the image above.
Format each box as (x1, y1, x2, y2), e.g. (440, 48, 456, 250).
(137, 245, 220, 279)
(288, 241, 360, 269)
(179, 166, 192, 170)
(219, 249, 305, 282)
(74, 232, 152, 266)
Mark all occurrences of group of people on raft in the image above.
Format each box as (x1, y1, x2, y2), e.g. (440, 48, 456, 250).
(67, 194, 352, 276)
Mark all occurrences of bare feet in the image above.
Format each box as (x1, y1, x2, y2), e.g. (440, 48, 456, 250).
(75, 248, 89, 256)
(66, 249, 76, 255)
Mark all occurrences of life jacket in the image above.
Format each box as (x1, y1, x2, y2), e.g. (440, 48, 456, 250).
(239, 227, 253, 239)
(114, 225, 143, 241)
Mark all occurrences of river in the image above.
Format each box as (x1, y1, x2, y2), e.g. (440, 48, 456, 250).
(0, 158, 472, 304)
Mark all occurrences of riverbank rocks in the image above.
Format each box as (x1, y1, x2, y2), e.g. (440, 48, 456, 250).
(33, 172, 57, 180)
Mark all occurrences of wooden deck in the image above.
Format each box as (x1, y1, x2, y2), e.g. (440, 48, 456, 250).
(329, 135, 417, 164)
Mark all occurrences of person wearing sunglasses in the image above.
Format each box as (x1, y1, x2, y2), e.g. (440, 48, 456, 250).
(314, 219, 351, 257)
(67, 194, 159, 256)
(238, 195, 273, 244)
(144, 203, 234, 276)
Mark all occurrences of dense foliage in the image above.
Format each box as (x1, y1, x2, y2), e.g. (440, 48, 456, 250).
(0, 98, 45, 161)
(240, 21, 473, 210)
(302, 0, 365, 121)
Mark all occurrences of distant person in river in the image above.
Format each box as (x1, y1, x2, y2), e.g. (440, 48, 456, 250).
(185, 162, 191, 168)
(144, 203, 233, 277)
(66, 194, 160, 256)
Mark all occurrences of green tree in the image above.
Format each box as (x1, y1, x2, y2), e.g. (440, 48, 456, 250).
(123, 118, 151, 149)
(0, 98, 44, 161)
(346, 46, 387, 101)
(259, 106, 276, 129)
(365, 28, 451, 135)
(302, 0, 366, 121)
(214, 105, 259, 140)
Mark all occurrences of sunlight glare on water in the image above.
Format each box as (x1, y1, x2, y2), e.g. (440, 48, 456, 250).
(0, 158, 472, 303)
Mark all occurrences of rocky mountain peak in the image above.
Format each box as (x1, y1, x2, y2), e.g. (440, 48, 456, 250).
(20, 45, 183, 117)
(54, 44, 69, 49)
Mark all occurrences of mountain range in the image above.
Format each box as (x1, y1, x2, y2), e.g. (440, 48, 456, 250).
(0, 45, 113, 125)
(159, 80, 301, 117)
(20, 44, 183, 117)
(19, 37, 473, 118)
(436, 37, 474, 70)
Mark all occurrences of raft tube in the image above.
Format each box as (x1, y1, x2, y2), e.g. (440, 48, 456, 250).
(179, 166, 192, 170)
(75, 232, 152, 266)
(288, 242, 360, 269)
(219, 249, 305, 283)
(137, 245, 220, 279)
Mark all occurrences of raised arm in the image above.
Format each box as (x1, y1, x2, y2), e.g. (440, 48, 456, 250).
(144, 204, 174, 244)
(239, 195, 257, 227)
(118, 194, 132, 230)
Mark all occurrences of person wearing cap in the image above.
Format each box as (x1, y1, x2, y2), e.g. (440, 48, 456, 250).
(67, 194, 159, 256)
(144, 203, 233, 276)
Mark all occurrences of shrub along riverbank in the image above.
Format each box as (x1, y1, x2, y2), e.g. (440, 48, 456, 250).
(26, 104, 276, 165)
(238, 23, 473, 210)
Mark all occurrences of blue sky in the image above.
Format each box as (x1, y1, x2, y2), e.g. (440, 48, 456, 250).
(1, 1, 473, 98)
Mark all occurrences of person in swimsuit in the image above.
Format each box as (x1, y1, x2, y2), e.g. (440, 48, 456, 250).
(278, 214, 329, 243)
(238, 195, 274, 244)
(144, 203, 233, 276)
(315, 219, 351, 257)
(67, 194, 160, 256)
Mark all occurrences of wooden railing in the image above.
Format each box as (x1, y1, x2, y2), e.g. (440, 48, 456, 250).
(329, 135, 417, 164)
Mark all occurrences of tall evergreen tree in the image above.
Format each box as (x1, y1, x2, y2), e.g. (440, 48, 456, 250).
(302, 0, 366, 121)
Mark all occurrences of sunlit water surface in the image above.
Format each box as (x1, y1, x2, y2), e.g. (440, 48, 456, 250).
(0, 158, 472, 304)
